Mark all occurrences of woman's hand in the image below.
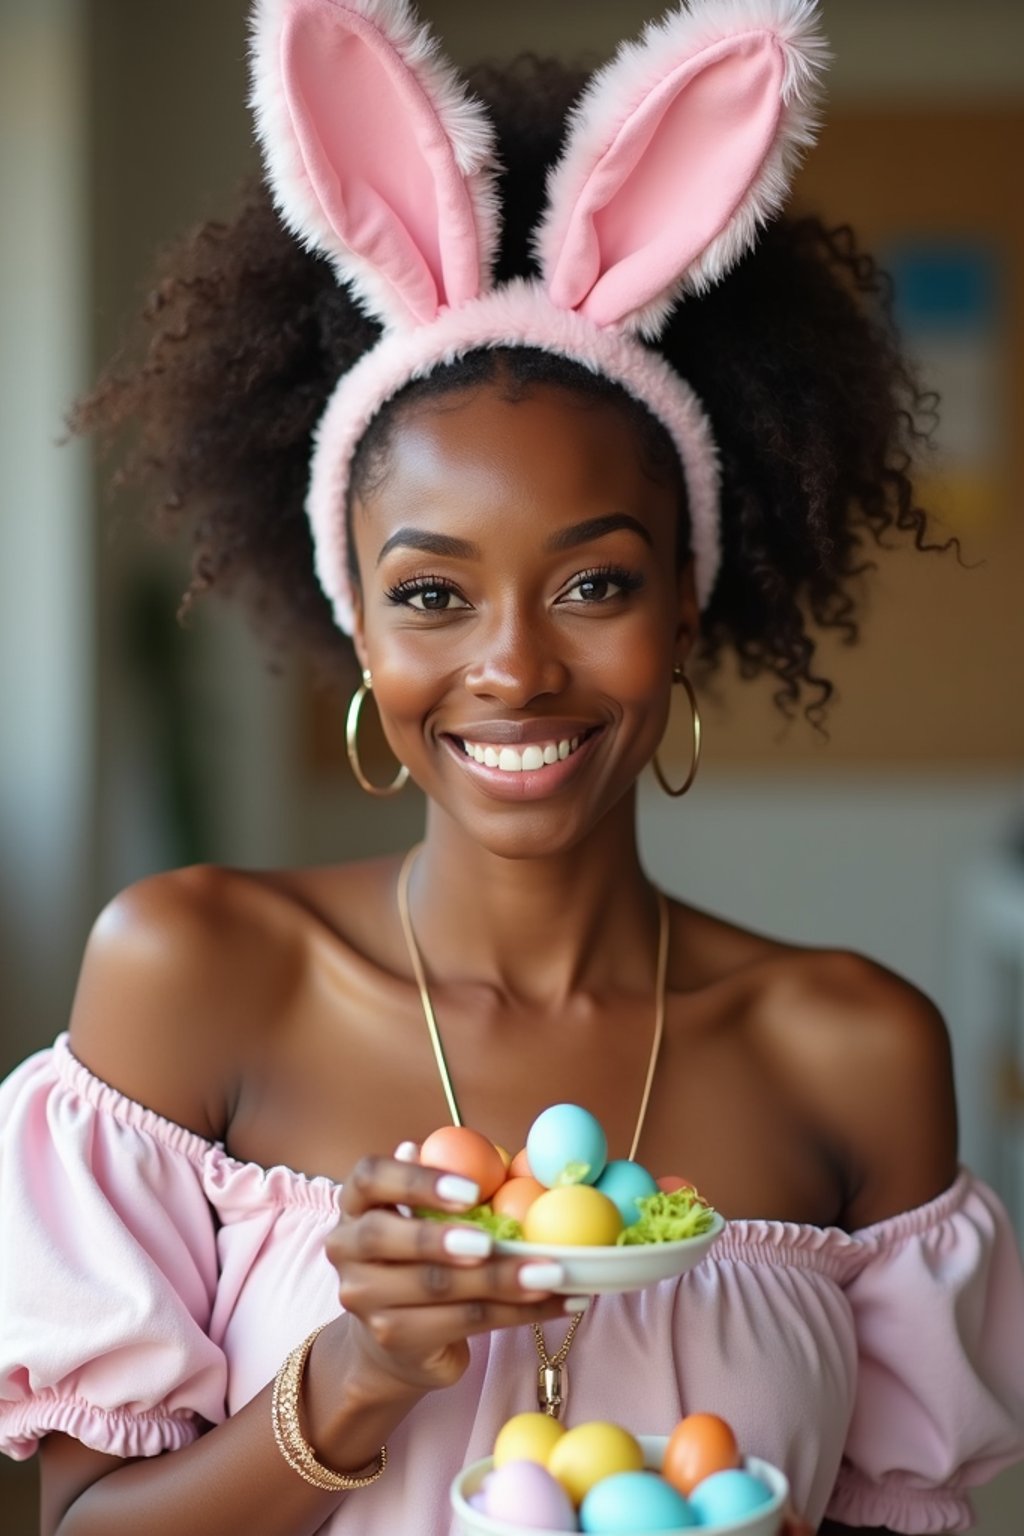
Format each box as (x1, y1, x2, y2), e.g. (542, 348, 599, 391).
(325, 1144, 585, 1398)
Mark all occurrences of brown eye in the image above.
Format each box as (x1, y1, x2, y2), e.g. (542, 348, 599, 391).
(385, 576, 470, 611)
(561, 566, 643, 605)
(418, 587, 451, 610)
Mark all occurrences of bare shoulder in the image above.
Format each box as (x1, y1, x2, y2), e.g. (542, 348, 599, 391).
(68, 864, 310, 1138)
(755, 947, 959, 1229)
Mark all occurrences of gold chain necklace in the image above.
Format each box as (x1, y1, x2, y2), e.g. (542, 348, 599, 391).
(396, 845, 671, 1419)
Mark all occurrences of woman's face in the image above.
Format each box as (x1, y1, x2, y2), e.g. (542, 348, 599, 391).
(350, 381, 697, 857)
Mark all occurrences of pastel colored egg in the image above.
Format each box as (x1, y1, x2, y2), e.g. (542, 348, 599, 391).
(522, 1186, 623, 1247)
(494, 1143, 512, 1171)
(688, 1467, 774, 1526)
(594, 1159, 659, 1226)
(510, 1147, 534, 1178)
(419, 1126, 506, 1201)
(547, 1422, 644, 1506)
(493, 1411, 565, 1469)
(527, 1104, 608, 1188)
(656, 1175, 695, 1194)
(492, 1176, 546, 1226)
(663, 1413, 740, 1497)
(483, 1460, 577, 1530)
(580, 1470, 698, 1532)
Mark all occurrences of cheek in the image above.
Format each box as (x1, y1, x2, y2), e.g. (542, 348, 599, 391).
(361, 631, 448, 731)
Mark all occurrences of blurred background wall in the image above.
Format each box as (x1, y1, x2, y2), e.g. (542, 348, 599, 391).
(1, 0, 1023, 1526)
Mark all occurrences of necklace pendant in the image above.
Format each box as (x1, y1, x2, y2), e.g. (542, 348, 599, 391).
(538, 1362, 566, 1419)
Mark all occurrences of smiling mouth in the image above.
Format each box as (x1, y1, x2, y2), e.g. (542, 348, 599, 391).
(453, 729, 597, 773)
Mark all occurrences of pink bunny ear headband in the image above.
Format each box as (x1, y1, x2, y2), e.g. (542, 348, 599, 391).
(249, 0, 828, 636)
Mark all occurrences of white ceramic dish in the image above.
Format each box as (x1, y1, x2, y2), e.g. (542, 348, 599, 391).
(493, 1211, 726, 1295)
(450, 1436, 788, 1536)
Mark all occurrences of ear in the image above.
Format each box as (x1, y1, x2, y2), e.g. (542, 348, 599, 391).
(249, 0, 501, 329)
(344, 561, 370, 672)
(534, 0, 827, 339)
(674, 558, 700, 663)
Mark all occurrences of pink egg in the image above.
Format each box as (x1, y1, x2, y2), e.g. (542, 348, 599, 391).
(484, 1459, 577, 1530)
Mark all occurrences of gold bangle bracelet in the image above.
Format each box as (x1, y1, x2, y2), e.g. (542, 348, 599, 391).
(271, 1324, 388, 1493)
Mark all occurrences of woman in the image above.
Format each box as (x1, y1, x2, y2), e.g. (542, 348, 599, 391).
(2, 2, 1023, 1533)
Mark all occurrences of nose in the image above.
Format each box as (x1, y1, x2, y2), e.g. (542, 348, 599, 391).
(463, 608, 569, 708)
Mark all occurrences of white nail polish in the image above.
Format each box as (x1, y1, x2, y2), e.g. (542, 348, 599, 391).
(443, 1227, 493, 1258)
(394, 1141, 420, 1162)
(563, 1296, 592, 1312)
(436, 1174, 480, 1205)
(519, 1261, 566, 1291)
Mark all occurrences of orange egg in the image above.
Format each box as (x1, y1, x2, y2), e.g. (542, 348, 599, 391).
(419, 1126, 506, 1201)
(492, 1176, 546, 1225)
(657, 1175, 696, 1194)
(663, 1413, 740, 1496)
(509, 1147, 533, 1179)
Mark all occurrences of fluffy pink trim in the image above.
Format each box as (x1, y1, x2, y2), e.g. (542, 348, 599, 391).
(307, 280, 721, 634)
(248, 0, 500, 328)
(535, 0, 828, 339)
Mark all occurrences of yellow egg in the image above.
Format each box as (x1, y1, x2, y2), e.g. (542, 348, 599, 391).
(493, 1411, 565, 1469)
(547, 1421, 644, 1505)
(522, 1185, 623, 1247)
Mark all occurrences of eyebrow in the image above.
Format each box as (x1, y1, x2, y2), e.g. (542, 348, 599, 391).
(378, 512, 653, 566)
(544, 513, 653, 552)
(376, 528, 481, 565)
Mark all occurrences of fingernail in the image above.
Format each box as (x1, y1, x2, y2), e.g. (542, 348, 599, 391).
(562, 1296, 591, 1313)
(436, 1174, 479, 1206)
(394, 1141, 420, 1162)
(443, 1227, 493, 1258)
(519, 1261, 566, 1291)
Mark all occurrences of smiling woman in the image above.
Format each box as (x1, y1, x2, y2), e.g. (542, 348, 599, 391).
(351, 379, 687, 846)
(2, 3, 1023, 1536)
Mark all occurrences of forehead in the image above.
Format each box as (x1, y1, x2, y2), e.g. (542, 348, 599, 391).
(354, 382, 679, 542)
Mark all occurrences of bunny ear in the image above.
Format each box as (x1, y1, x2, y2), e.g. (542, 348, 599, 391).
(248, 0, 501, 330)
(535, 0, 828, 339)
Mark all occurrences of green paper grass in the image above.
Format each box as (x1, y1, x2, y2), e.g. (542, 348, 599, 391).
(616, 1187, 717, 1245)
(415, 1204, 524, 1241)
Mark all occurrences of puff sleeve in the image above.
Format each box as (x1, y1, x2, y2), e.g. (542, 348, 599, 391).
(0, 1045, 228, 1460)
(827, 1172, 1024, 1533)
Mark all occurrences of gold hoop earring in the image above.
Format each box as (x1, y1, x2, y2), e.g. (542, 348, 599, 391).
(652, 667, 701, 798)
(345, 670, 409, 798)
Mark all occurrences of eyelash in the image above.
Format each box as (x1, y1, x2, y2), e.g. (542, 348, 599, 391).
(384, 574, 466, 611)
(384, 564, 645, 612)
(567, 565, 645, 602)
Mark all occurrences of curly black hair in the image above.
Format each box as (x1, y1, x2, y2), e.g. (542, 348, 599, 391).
(71, 56, 947, 724)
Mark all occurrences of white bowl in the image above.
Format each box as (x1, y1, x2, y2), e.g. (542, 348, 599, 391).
(451, 1437, 788, 1536)
(493, 1213, 726, 1295)
(451, 1437, 792, 1536)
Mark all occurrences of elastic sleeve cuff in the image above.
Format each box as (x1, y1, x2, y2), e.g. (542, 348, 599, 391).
(826, 1465, 974, 1534)
(0, 1393, 202, 1462)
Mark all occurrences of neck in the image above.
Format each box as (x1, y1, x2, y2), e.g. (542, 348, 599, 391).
(406, 791, 661, 1009)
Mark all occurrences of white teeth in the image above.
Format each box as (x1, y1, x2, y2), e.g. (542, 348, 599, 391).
(460, 733, 591, 771)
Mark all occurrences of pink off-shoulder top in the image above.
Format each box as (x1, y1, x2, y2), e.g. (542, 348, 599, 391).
(2, 1037, 1023, 1534)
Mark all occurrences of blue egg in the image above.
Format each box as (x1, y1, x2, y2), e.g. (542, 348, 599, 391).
(594, 1159, 659, 1225)
(580, 1470, 697, 1532)
(688, 1468, 773, 1526)
(527, 1104, 607, 1188)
